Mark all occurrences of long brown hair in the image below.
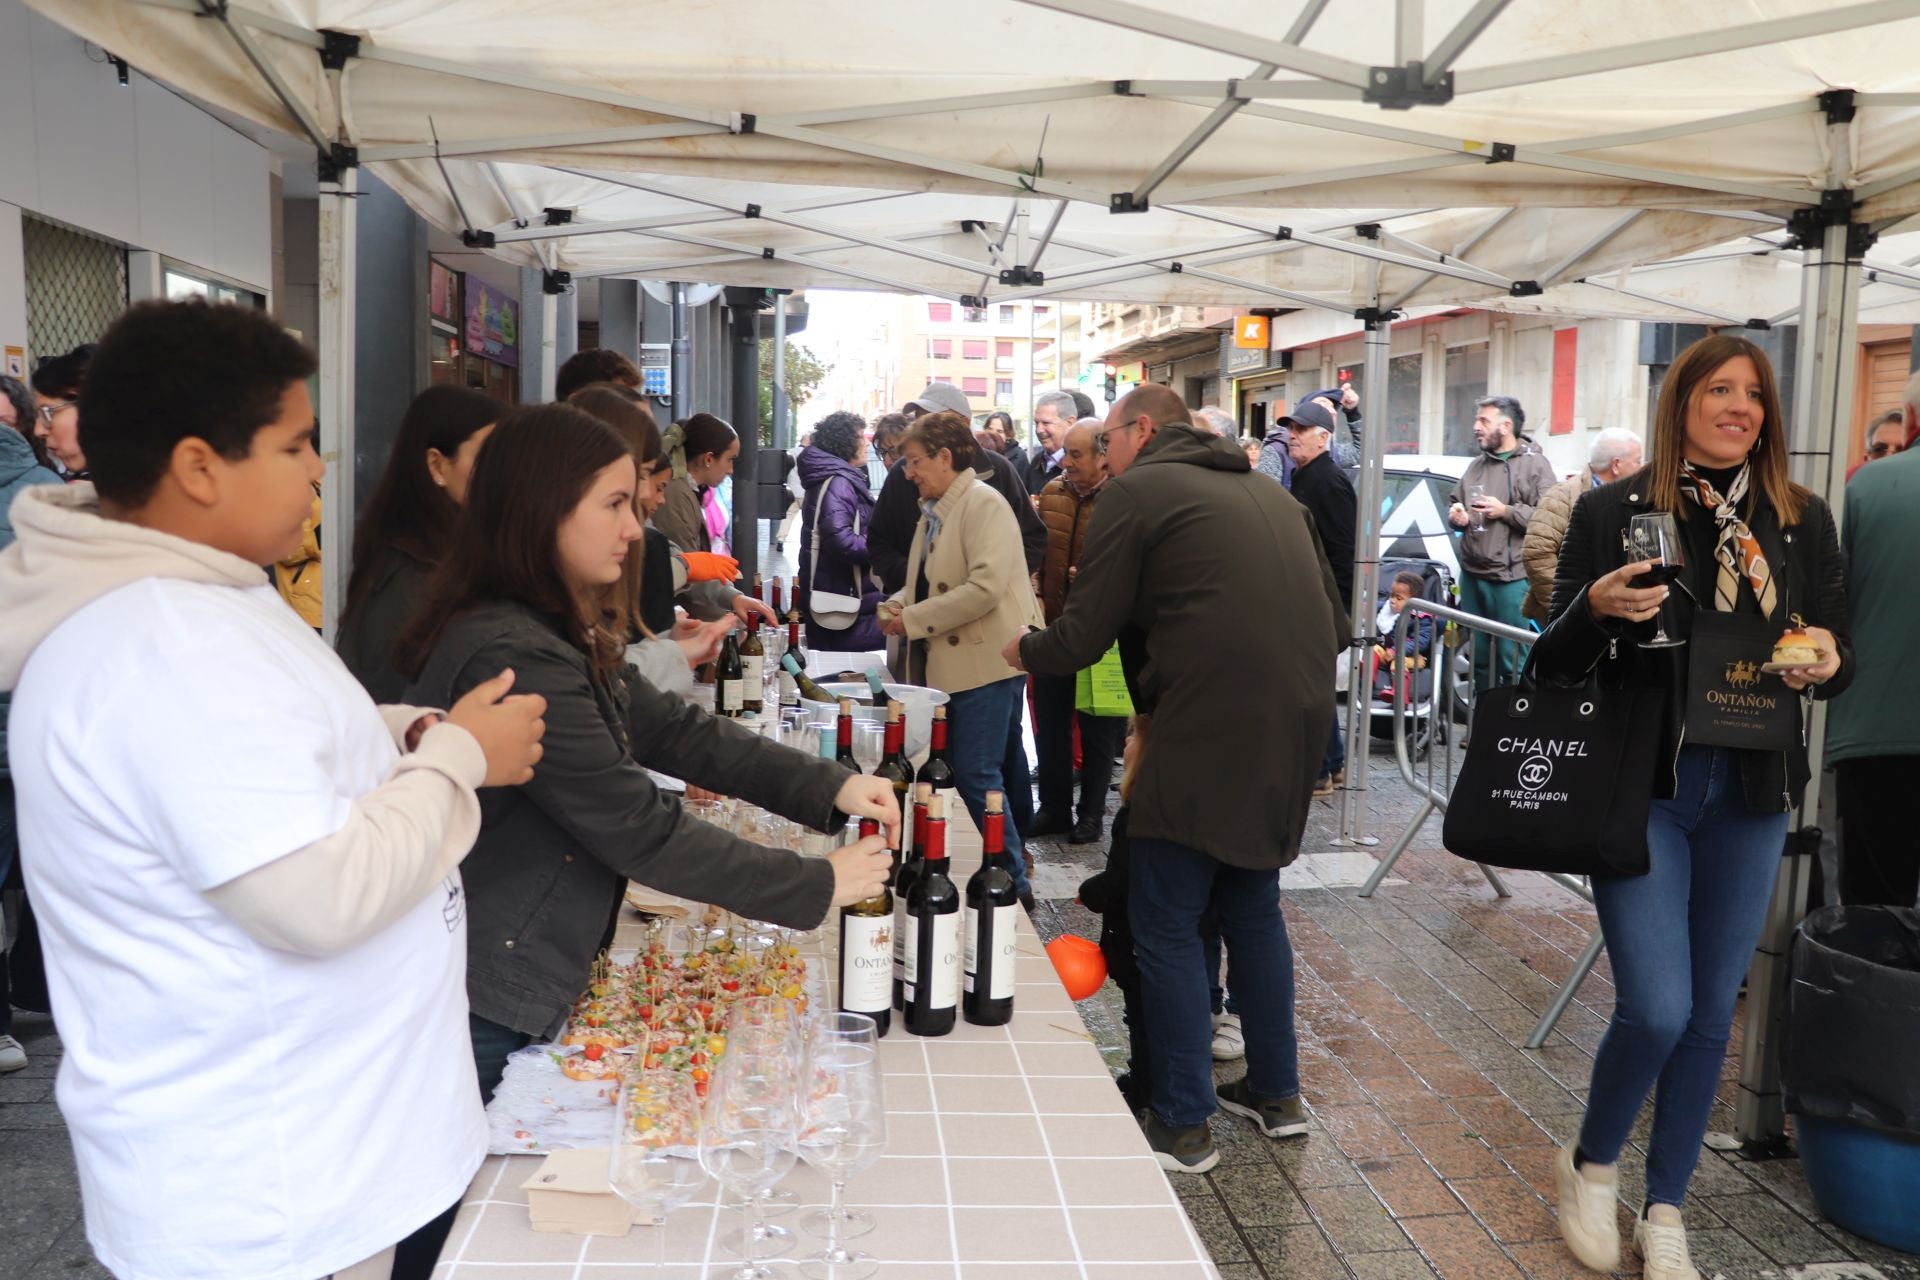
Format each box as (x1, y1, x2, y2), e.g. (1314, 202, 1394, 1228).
(569, 383, 661, 638)
(395, 404, 634, 682)
(1642, 333, 1806, 526)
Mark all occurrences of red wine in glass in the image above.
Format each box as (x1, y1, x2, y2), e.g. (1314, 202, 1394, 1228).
(1628, 512, 1686, 648)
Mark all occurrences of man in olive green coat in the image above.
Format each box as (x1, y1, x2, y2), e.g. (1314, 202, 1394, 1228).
(1004, 385, 1344, 1175)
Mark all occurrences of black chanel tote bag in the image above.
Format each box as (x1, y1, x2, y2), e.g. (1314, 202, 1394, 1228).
(1441, 659, 1661, 877)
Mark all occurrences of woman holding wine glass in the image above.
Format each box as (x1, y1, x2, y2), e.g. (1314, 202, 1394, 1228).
(1533, 335, 1851, 1280)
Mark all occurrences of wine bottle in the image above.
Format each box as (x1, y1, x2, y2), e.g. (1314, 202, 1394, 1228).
(894, 782, 931, 1010)
(778, 656, 802, 713)
(779, 652, 833, 705)
(964, 791, 1020, 1027)
(920, 705, 956, 791)
(786, 610, 808, 672)
(770, 575, 785, 620)
(838, 816, 893, 1038)
(751, 571, 763, 612)
(874, 700, 915, 818)
(715, 627, 745, 717)
(904, 794, 960, 1037)
(863, 668, 890, 708)
(835, 698, 861, 771)
(739, 623, 766, 714)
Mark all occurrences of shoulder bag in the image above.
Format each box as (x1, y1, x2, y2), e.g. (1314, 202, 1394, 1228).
(807, 475, 867, 631)
(1441, 653, 1660, 877)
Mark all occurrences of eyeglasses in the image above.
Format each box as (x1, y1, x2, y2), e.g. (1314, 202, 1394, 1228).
(1868, 440, 1905, 458)
(36, 400, 75, 424)
(1093, 422, 1133, 456)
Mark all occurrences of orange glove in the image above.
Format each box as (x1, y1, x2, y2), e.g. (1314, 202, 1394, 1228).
(681, 551, 739, 584)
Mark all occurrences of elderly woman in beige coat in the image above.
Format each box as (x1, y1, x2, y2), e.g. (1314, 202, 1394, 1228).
(880, 411, 1044, 903)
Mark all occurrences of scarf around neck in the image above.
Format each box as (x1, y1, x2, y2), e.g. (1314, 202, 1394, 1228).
(1679, 461, 1777, 616)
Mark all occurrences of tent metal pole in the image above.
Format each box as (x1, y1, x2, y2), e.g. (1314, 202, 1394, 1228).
(359, 122, 728, 162)
(1170, 208, 1516, 288)
(1026, 201, 1069, 271)
(1395, 0, 1423, 66)
(194, 0, 330, 152)
(1158, 153, 1480, 206)
(1424, 0, 1514, 76)
(1385, 208, 1515, 310)
(751, 122, 1096, 204)
(1337, 295, 1394, 846)
(1010, 0, 1373, 88)
(317, 166, 357, 643)
(1538, 210, 1646, 286)
(1736, 211, 1864, 1147)
(1454, 0, 1920, 95)
(771, 83, 1114, 128)
(771, 297, 788, 451)
(670, 283, 691, 421)
(1125, 80, 1362, 100)
(1173, 266, 1359, 315)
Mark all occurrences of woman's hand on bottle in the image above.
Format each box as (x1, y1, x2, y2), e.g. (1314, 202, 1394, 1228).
(1778, 624, 1842, 691)
(827, 837, 893, 908)
(1586, 559, 1669, 623)
(672, 616, 732, 668)
(445, 669, 548, 787)
(834, 775, 902, 848)
(731, 594, 778, 628)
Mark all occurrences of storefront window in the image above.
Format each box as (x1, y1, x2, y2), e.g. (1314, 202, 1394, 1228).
(1443, 343, 1489, 456)
(163, 267, 262, 308)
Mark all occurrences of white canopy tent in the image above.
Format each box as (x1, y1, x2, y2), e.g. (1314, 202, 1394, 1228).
(26, 0, 1920, 1140)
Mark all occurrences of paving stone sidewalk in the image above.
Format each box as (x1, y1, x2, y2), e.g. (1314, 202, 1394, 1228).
(1025, 750, 1920, 1280)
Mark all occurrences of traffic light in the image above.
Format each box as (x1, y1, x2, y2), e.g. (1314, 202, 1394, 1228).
(1104, 372, 1118, 402)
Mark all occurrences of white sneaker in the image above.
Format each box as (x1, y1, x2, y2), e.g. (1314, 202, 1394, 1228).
(1210, 1012, 1245, 1062)
(1552, 1143, 1620, 1272)
(0, 1035, 26, 1074)
(1634, 1204, 1702, 1280)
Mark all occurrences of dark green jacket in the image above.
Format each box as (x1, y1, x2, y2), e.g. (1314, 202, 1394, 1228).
(1829, 449, 1920, 763)
(408, 600, 847, 1036)
(1018, 424, 1345, 870)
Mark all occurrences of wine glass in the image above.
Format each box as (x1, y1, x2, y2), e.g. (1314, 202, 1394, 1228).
(853, 723, 885, 775)
(727, 999, 809, 1221)
(1467, 483, 1488, 532)
(610, 1070, 708, 1272)
(798, 1014, 887, 1271)
(702, 1050, 804, 1273)
(1628, 512, 1687, 649)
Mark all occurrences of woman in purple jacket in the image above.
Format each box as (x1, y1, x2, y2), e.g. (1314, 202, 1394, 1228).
(797, 411, 886, 652)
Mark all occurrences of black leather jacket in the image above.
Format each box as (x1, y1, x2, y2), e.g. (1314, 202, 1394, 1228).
(407, 601, 847, 1037)
(1532, 475, 1853, 814)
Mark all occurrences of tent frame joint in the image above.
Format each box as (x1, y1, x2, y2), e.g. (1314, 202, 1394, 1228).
(1353, 222, 1381, 240)
(1486, 141, 1517, 163)
(1818, 88, 1857, 124)
(317, 142, 358, 184)
(460, 227, 496, 249)
(1354, 305, 1402, 327)
(1363, 61, 1453, 110)
(744, 203, 763, 219)
(1784, 190, 1875, 257)
(1742, 318, 1773, 331)
(542, 268, 573, 295)
(1112, 79, 1141, 96)
(1275, 225, 1293, 241)
(736, 113, 757, 134)
(318, 29, 359, 71)
(1508, 279, 1543, 297)
(998, 265, 1046, 286)
(542, 207, 573, 226)
(1110, 191, 1150, 214)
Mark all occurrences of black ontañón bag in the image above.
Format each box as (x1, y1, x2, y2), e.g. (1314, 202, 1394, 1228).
(1441, 657, 1661, 877)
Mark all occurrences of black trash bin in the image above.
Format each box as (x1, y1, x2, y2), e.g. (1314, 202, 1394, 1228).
(1781, 905, 1920, 1253)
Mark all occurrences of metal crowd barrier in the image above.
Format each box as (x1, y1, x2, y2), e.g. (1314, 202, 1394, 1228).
(1356, 597, 1607, 1051)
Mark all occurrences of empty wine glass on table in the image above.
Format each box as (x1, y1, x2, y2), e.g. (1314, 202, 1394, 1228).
(853, 722, 885, 775)
(702, 1049, 804, 1275)
(798, 1013, 887, 1275)
(1628, 512, 1687, 649)
(610, 1069, 708, 1273)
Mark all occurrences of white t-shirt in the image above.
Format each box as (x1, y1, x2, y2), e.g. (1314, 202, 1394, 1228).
(8, 578, 485, 1280)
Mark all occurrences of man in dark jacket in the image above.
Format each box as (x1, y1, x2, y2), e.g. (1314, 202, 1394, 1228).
(1022, 389, 1077, 498)
(1005, 385, 1344, 1174)
(1446, 395, 1558, 691)
(871, 382, 1046, 830)
(1285, 399, 1358, 794)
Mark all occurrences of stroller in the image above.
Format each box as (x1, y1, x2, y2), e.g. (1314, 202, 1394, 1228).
(1363, 558, 1451, 755)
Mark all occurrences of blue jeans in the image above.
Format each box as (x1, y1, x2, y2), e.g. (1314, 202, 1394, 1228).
(1131, 836, 1299, 1127)
(1321, 709, 1346, 779)
(945, 676, 1030, 896)
(1579, 745, 1789, 1207)
(469, 1012, 533, 1106)
(1458, 574, 1528, 693)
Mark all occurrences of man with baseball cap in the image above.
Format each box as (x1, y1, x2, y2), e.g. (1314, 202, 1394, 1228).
(1284, 398, 1358, 796)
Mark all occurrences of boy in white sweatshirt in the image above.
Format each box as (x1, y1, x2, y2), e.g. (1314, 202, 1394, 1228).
(0, 300, 545, 1280)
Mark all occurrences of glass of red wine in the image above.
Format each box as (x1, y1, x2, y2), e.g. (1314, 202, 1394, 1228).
(1628, 512, 1686, 649)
